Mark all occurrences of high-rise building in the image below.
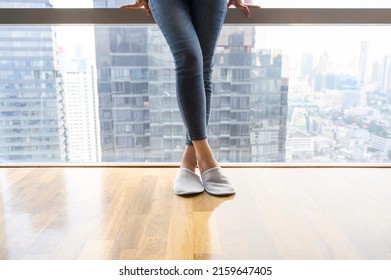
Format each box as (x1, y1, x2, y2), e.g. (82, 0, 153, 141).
(301, 53, 314, 78)
(371, 60, 382, 90)
(382, 56, 391, 99)
(58, 47, 101, 162)
(0, 0, 67, 162)
(212, 27, 287, 162)
(317, 51, 330, 74)
(359, 41, 369, 87)
(252, 54, 288, 162)
(93, 1, 287, 162)
(94, 0, 174, 161)
(210, 26, 256, 162)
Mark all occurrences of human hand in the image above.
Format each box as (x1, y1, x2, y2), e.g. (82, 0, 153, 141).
(227, 0, 261, 18)
(120, 0, 151, 17)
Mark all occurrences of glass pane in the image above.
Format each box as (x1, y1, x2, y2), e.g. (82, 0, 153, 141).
(2, 0, 391, 9)
(1, 23, 391, 163)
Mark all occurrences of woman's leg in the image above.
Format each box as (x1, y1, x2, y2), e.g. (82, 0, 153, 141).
(189, 1, 234, 195)
(149, 0, 234, 195)
(180, 144, 197, 172)
(189, 0, 227, 173)
(185, 0, 228, 146)
(149, 0, 207, 144)
(148, 0, 205, 195)
(149, 0, 219, 173)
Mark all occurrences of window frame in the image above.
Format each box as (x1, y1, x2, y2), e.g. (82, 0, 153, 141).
(1, 8, 391, 167)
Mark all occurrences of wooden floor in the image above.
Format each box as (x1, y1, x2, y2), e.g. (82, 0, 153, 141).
(0, 167, 390, 260)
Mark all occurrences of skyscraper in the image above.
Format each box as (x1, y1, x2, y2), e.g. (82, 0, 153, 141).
(0, 0, 67, 162)
(249, 51, 288, 162)
(212, 28, 287, 162)
(93, 1, 287, 162)
(359, 41, 369, 87)
(301, 53, 314, 78)
(58, 46, 101, 162)
(94, 0, 189, 162)
(382, 56, 391, 99)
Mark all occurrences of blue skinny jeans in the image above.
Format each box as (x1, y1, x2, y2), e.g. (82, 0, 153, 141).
(149, 0, 227, 145)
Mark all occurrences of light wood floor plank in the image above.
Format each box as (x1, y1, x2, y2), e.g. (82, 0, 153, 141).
(0, 167, 390, 260)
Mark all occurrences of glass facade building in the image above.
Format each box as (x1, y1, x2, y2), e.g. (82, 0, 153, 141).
(0, 0, 67, 162)
(212, 28, 287, 162)
(93, 0, 288, 162)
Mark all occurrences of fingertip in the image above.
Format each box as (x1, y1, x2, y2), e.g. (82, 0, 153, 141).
(246, 7, 251, 18)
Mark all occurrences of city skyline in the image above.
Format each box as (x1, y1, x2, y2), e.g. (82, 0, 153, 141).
(1, 1, 391, 163)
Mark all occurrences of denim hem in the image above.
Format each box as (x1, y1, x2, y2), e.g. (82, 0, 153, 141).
(190, 136, 207, 142)
(185, 135, 207, 146)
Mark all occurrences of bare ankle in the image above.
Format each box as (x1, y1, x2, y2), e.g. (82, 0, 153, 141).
(191, 139, 219, 173)
(197, 158, 218, 174)
(180, 161, 197, 172)
(180, 145, 197, 172)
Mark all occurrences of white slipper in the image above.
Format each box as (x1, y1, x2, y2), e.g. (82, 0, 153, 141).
(201, 166, 235, 196)
(173, 168, 204, 195)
